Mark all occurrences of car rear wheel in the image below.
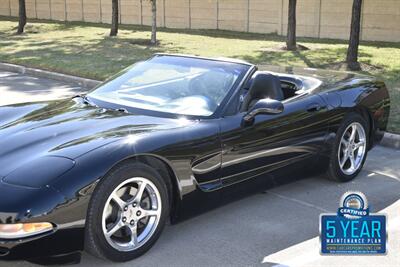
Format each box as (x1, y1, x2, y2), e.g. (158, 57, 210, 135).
(85, 162, 169, 262)
(326, 113, 369, 182)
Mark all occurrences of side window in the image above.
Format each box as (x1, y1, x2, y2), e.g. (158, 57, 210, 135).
(224, 72, 303, 115)
(222, 75, 254, 116)
(239, 77, 254, 110)
(240, 78, 298, 107)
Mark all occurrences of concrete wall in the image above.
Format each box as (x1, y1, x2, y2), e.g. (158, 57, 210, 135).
(1, 0, 399, 42)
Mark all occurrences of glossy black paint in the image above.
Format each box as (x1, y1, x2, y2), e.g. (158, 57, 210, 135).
(0, 57, 390, 261)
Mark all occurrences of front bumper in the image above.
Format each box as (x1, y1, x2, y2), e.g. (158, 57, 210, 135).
(0, 227, 84, 260)
(0, 182, 85, 260)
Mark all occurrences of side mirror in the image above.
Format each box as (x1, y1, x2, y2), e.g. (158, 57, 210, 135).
(243, 98, 284, 123)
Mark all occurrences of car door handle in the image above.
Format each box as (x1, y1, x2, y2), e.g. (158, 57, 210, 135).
(306, 103, 325, 112)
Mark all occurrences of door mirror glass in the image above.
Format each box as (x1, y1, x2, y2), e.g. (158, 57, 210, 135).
(243, 98, 284, 123)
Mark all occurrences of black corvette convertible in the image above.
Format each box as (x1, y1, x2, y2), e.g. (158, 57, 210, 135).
(0, 54, 390, 262)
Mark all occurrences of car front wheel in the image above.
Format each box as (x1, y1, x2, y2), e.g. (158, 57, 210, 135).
(85, 162, 169, 262)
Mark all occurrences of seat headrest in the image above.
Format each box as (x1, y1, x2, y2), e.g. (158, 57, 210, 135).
(242, 73, 284, 110)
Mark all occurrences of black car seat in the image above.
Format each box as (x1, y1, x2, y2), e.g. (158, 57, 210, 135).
(241, 72, 284, 111)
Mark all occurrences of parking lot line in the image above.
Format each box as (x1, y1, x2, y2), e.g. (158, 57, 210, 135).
(267, 191, 330, 213)
(365, 170, 400, 182)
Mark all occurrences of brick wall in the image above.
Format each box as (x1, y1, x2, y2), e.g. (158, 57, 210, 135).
(1, 0, 399, 42)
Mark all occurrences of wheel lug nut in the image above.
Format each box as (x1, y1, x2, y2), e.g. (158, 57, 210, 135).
(130, 220, 135, 225)
(124, 206, 128, 211)
(133, 202, 137, 207)
(136, 211, 141, 216)
(122, 217, 127, 222)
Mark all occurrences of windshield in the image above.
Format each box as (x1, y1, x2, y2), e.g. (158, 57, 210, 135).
(88, 56, 250, 116)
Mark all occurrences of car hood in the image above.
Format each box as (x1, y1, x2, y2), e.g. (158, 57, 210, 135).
(0, 99, 192, 178)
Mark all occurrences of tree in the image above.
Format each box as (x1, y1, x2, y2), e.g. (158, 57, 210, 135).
(150, 0, 157, 45)
(17, 0, 27, 34)
(286, 0, 297, 51)
(346, 0, 363, 70)
(110, 0, 119, 36)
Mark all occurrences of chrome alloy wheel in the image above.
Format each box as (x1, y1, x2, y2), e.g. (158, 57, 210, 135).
(102, 177, 162, 252)
(337, 122, 367, 175)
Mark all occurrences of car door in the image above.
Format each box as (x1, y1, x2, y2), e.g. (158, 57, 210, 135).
(219, 93, 330, 187)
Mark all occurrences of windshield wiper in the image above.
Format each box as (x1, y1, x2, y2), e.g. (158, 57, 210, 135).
(73, 95, 97, 107)
(74, 95, 130, 114)
(116, 107, 129, 113)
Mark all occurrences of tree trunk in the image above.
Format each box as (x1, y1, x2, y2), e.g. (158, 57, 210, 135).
(346, 0, 363, 70)
(286, 0, 297, 51)
(150, 0, 157, 45)
(17, 0, 27, 34)
(110, 0, 119, 36)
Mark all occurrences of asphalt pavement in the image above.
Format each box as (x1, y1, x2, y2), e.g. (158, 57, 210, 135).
(0, 71, 399, 267)
(0, 71, 82, 106)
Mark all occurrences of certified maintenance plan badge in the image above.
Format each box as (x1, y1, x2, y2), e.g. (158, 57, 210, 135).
(320, 191, 387, 254)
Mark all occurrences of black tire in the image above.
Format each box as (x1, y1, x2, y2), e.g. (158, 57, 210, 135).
(85, 162, 169, 262)
(326, 113, 369, 182)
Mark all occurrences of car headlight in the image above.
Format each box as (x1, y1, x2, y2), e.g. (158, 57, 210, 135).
(0, 223, 53, 239)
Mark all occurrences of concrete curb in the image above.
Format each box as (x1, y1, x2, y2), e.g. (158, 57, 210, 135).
(380, 132, 400, 150)
(0, 62, 101, 89)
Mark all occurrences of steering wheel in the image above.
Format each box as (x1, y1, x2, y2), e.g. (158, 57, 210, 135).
(188, 77, 218, 110)
(189, 76, 208, 94)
